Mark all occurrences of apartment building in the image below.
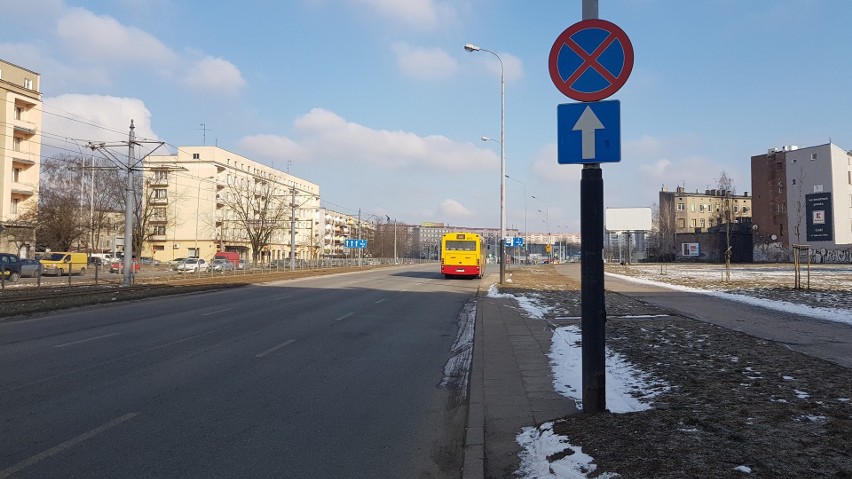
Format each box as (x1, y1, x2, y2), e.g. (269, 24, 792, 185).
(751, 143, 852, 254)
(0, 60, 41, 256)
(659, 185, 753, 234)
(143, 146, 320, 264)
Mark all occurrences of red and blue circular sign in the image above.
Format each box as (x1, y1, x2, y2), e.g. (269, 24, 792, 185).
(549, 19, 633, 102)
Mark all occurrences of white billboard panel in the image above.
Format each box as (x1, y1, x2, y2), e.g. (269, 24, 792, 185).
(605, 207, 652, 231)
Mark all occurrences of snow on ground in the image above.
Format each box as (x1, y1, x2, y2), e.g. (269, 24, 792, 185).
(606, 270, 852, 325)
(488, 265, 851, 478)
(488, 285, 667, 478)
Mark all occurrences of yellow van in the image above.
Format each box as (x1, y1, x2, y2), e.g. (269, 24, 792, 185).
(39, 252, 88, 276)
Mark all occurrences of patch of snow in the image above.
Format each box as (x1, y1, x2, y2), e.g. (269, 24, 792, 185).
(516, 422, 620, 479)
(549, 325, 668, 413)
(734, 465, 753, 474)
(794, 389, 810, 399)
(607, 272, 852, 326)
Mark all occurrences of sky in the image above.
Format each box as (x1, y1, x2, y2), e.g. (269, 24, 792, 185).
(3, 0, 852, 234)
(489, 270, 850, 478)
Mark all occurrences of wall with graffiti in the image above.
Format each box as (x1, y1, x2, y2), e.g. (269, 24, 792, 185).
(754, 244, 852, 264)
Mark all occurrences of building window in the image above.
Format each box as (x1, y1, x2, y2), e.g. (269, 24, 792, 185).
(154, 170, 168, 182)
(734, 205, 739, 214)
(13, 168, 21, 182)
(690, 203, 695, 212)
(15, 106, 23, 120)
(11, 198, 19, 214)
(700, 219, 705, 227)
(691, 219, 697, 228)
(24, 78, 33, 89)
(811, 153, 818, 161)
(13, 137, 22, 152)
(192, 153, 200, 159)
(152, 225, 166, 235)
(154, 189, 167, 199)
(676, 203, 685, 211)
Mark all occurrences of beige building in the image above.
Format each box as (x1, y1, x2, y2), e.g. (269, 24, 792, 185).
(0, 60, 41, 256)
(659, 185, 752, 234)
(143, 146, 321, 264)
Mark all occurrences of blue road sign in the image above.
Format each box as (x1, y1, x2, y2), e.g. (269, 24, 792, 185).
(345, 239, 368, 249)
(558, 100, 620, 164)
(512, 237, 524, 247)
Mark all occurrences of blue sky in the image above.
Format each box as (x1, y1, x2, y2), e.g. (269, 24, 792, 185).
(3, 0, 851, 234)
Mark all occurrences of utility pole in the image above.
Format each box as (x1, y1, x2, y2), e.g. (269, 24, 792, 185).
(87, 120, 165, 286)
(122, 121, 136, 286)
(290, 187, 296, 271)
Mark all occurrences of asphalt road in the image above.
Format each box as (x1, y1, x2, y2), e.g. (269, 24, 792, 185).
(0, 264, 476, 478)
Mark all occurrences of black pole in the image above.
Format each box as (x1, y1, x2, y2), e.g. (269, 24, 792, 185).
(581, 165, 606, 413)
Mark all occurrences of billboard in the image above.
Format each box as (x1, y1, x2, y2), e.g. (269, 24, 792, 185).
(806, 193, 833, 242)
(605, 207, 652, 231)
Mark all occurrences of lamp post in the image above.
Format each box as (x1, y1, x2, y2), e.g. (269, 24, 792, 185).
(531, 195, 550, 261)
(195, 175, 215, 259)
(466, 43, 506, 284)
(505, 174, 527, 263)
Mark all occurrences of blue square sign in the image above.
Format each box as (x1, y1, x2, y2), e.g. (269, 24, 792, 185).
(558, 100, 620, 164)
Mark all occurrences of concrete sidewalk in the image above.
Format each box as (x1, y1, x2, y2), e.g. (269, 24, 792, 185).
(463, 273, 577, 479)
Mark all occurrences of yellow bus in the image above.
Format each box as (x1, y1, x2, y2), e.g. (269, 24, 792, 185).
(440, 232, 486, 279)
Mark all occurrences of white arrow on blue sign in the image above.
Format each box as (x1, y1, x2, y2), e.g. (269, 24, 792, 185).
(557, 100, 620, 164)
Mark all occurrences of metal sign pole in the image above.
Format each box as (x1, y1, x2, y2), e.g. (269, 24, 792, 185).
(580, 0, 606, 415)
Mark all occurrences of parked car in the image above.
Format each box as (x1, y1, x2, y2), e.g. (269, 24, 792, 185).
(168, 257, 190, 270)
(209, 259, 234, 272)
(140, 257, 161, 266)
(0, 253, 22, 282)
(40, 252, 88, 276)
(110, 258, 141, 273)
(19, 258, 42, 278)
(176, 258, 208, 273)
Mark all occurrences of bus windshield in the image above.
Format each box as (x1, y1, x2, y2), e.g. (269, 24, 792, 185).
(445, 240, 477, 251)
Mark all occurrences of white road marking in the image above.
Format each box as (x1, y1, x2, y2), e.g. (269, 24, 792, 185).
(0, 412, 139, 479)
(202, 308, 232, 316)
(375, 298, 386, 304)
(334, 312, 354, 322)
(54, 333, 121, 349)
(255, 339, 296, 358)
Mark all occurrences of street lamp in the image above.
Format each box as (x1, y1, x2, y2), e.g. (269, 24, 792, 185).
(466, 42, 506, 284)
(531, 195, 550, 261)
(505, 174, 527, 263)
(195, 175, 215, 259)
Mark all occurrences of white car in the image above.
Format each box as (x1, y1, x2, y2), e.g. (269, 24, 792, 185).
(176, 258, 208, 273)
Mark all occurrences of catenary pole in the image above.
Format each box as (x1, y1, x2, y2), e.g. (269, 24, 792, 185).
(122, 120, 136, 286)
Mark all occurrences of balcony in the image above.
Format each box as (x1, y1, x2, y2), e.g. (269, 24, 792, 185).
(13, 121, 37, 136)
(148, 177, 168, 187)
(149, 235, 168, 242)
(11, 182, 36, 196)
(150, 197, 168, 205)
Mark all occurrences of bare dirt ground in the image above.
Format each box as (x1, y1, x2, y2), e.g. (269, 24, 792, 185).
(499, 264, 851, 478)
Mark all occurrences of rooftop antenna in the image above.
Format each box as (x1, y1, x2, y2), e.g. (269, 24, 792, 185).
(197, 123, 212, 146)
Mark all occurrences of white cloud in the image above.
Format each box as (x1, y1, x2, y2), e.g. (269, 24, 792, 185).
(351, 0, 458, 30)
(440, 199, 473, 218)
(56, 7, 178, 66)
(183, 56, 246, 94)
(469, 51, 525, 84)
(240, 108, 497, 173)
(42, 94, 158, 150)
(392, 42, 458, 80)
(530, 143, 581, 183)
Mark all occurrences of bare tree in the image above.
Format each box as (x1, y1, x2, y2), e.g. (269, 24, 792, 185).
(35, 155, 90, 251)
(217, 177, 290, 263)
(715, 170, 735, 279)
(651, 200, 677, 261)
